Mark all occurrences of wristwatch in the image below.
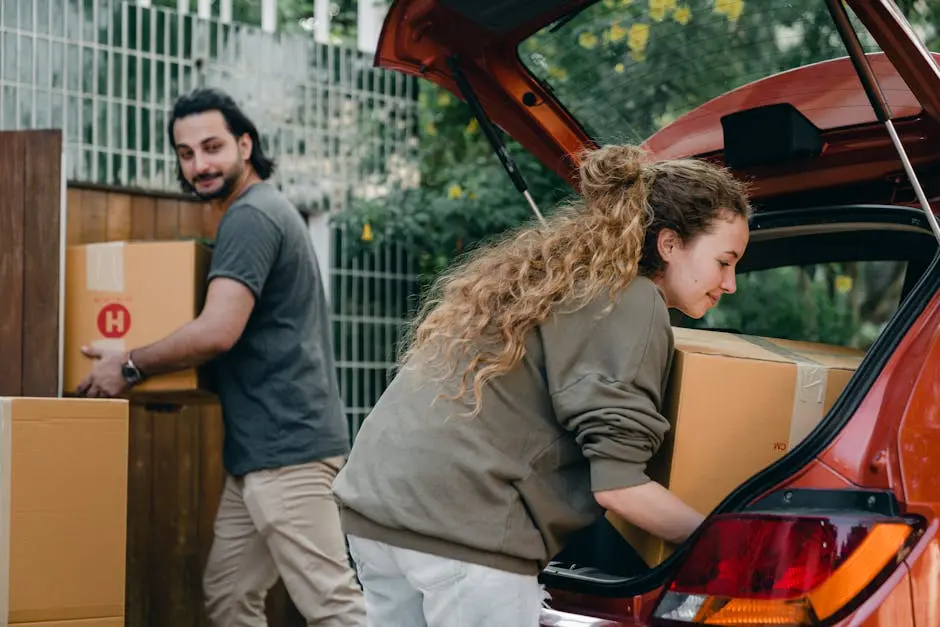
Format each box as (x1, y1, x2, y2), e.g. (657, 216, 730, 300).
(121, 353, 146, 386)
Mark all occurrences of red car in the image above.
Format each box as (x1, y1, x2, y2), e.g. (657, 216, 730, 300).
(375, 1, 940, 624)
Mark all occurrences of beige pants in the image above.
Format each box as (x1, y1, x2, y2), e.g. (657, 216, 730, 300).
(203, 456, 367, 627)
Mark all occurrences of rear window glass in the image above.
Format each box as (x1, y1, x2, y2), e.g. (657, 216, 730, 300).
(675, 260, 907, 350)
(519, 0, 884, 145)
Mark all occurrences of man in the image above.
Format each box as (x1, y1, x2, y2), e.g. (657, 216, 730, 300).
(77, 87, 367, 627)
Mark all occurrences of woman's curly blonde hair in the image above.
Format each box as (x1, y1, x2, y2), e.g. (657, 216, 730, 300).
(400, 144, 751, 415)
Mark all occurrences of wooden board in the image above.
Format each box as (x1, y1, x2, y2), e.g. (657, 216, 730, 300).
(0, 130, 62, 398)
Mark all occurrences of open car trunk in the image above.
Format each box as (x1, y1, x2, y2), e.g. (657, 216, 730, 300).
(375, 0, 940, 612)
(543, 203, 939, 586)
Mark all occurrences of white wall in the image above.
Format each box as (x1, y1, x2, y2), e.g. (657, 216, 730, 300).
(357, 0, 390, 55)
(308, 212, 332, 305)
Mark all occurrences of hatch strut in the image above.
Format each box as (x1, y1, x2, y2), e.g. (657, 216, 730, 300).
(825, 0, 940, 244)
(446, 56, 547, 225)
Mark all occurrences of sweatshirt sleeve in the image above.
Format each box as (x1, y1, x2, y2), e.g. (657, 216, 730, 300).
(542, 278, 674, 492)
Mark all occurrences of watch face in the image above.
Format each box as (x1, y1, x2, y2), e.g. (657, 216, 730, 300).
(122, 363, 142, 383)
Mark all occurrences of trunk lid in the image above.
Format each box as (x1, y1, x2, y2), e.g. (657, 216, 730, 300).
(375, 0, 940, 205)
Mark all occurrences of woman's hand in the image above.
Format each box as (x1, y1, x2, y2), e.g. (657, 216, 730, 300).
(594, 481, 704, 545)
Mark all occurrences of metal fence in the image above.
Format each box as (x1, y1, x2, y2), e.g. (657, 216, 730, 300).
(0, 0, 422, 437)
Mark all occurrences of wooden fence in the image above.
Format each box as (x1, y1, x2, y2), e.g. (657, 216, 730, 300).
(65, 183, 304, 627)
(1, 129, 302, 627)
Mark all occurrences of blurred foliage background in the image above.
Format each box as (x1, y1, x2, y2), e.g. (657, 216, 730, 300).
(161, 0, 939, 349)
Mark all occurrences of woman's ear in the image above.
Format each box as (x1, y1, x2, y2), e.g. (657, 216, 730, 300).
(657, 228, 680, 263)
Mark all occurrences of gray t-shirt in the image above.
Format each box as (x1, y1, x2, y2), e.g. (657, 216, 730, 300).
(207, 182, 349, 476)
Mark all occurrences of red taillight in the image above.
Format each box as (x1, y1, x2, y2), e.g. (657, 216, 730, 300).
(652, 513, 921, 625)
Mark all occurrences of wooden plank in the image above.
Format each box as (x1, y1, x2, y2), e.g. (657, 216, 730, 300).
(196, 404, 224, 627)
(150, 407, 180, 627)
(106, 190, 133, 241)
(178, 200, 204, 239)
(176, 405, 201, 627)
(155, 197, 181, 239)
(0, 132, 26, 396)
(66, 187, 84, 245)
(125, 405, 154, 627)
(80, 188, 109, 243)
(130, 194, 157, 241)
(21, 130, 63, 397)
(202, 203, 220, 240)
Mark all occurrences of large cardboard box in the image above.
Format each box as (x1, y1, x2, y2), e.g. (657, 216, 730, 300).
(10, 619, 123, 627)
(608, 328, 865, 567)
(0, 398, 128, 626)
(64, 240, 212, 397)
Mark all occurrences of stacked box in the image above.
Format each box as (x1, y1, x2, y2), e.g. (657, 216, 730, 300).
(607, 328, 865, 566)
(0, 398, 128, 627)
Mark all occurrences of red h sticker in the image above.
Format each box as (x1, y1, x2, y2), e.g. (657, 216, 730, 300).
(97, 303, 131, 339)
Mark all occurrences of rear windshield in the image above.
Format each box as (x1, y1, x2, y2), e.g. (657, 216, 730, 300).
(518, 0, 884, 145)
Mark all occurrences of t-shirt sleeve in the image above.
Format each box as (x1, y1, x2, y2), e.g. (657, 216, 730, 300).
(542, 280, 674, 492)
(207, 204, 281, 299)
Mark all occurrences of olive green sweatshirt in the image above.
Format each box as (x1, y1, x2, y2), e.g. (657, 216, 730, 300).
(331, 276, 675, 575)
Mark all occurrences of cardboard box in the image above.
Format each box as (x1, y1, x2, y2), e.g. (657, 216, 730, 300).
(64, 240, 212, 398)
(0, 398, 128, 625)
(11, 617, 124, 627)
(608, 328, 865, 567)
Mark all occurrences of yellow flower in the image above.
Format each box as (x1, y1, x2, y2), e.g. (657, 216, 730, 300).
(424, 121, 437, 136)
(360, 223, 374, 243)
(835, 275, 853, 294)
(650, 0, 666, 22)
(620, 0, 633, 5)
(663, 0, 677, 8)
(714, 0, 743, 22)
(578, 31, 599, 49)
(628, 23, 650, 53)
(630, 49, 647, 62)
(436, 91, 451, 107)
(465, 118, 479, 135)
(614, 62, 626, 73)
(548, 65, 569, 80)
(447, 184, 463, 199)
(607, 21, 628, 43)
(674, 6, 691, 24)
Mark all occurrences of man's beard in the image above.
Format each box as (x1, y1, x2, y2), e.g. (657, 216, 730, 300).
(190, 165, 242, 201)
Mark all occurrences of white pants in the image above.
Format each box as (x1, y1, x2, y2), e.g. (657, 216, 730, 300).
(346, 535, 546, 627)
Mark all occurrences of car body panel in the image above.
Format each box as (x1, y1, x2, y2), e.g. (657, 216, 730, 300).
(906, 525, 940, 626)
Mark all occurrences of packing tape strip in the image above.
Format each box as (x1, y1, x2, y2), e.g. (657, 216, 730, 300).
(737, 335, 829, 448)
(92, 338, 127, 355)
(85, 242, 125, 293)
(0, 400, 10, 627)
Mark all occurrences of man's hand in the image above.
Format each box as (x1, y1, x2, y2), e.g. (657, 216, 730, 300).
(76, 345, 130, 398)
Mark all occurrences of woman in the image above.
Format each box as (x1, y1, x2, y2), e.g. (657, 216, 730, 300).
(332, 144, 752, 626)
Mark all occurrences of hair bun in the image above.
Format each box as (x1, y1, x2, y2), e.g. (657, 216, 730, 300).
(578, 144, 648, 204)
